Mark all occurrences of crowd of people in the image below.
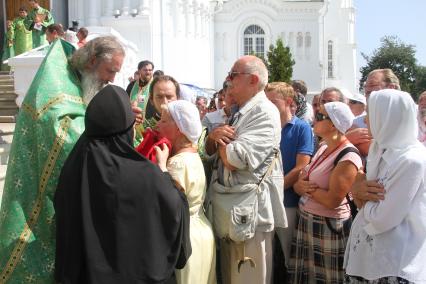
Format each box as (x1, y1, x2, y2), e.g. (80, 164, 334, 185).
(1, 0, 88, 71)
(0, 6, 426, 284)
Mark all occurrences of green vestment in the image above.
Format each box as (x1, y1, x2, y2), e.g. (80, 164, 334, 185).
(24, 6, 54, 49)
(1, 28, 14, 71)
(129, 80, 155, 145)
(0, 40, 84, 284)
(11, 17, 32, 55)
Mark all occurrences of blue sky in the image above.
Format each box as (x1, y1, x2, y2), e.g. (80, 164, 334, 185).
(355, 0, 426, 76)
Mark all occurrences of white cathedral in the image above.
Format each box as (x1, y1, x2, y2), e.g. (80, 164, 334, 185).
(69, 0, 357, 94)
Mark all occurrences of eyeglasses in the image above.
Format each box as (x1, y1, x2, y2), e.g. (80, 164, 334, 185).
(227, 71, 252, 81)
(315, 112, 330, 122)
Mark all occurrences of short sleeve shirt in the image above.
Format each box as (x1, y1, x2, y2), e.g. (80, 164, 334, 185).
(280, 116, 314, 207)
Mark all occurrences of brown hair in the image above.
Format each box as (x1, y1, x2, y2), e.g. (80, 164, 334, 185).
(77, 27, 88, 39)
(46, 24, 64, 37)
(265, 82, 296, 101)
(149, 75, 181, 100)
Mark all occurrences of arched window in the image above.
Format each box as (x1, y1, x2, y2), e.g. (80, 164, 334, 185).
(243, 25, 265, 57)
(327, 40, 334, 78)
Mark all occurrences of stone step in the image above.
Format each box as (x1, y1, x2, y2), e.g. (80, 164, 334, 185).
(0, 116, 15, 123)
(0, 93, 16, 100)
(0, 84, 14, 90)
(0, 109, 18, 116)
(0, 79, 14, 84)
(0, 101, 18, 108)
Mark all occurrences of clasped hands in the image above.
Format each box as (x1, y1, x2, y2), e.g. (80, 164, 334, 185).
(208, 124, 235, 147)
(350, 170, 385, 208)
(294, 172, 320, 198)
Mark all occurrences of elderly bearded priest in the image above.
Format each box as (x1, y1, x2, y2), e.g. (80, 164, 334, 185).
(0, 36, 127, 283)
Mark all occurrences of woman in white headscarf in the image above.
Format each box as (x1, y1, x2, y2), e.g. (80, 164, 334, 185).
(155, 100, 216, 284)
(344, 89, 426, 283)
(289, 102, 363, 283)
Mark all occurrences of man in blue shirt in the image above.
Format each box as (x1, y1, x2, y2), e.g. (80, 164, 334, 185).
(266, 82, 314, 280)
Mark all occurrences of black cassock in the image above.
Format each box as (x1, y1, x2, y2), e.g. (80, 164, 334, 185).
(54, 85, 191, 284)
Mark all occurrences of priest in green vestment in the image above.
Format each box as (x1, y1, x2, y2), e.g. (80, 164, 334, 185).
(129, 60, 155, 145)
(1, 21, 14, 71)
(11, 7, 33, 55)
(24, 0, 54, 48)
(0, 36, 125, 284)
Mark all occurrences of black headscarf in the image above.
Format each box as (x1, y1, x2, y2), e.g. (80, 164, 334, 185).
(55, 85, 191, 284)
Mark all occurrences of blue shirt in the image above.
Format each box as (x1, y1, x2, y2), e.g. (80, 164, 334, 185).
(280, 116, 314, 207)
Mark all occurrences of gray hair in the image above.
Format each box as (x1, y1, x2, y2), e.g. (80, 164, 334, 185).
(320, 87, 346, 103)
(70, 36, 125, 71)
(243, 56, 268, 91)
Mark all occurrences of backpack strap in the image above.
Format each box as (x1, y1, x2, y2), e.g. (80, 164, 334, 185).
(333, 147, 360, 167)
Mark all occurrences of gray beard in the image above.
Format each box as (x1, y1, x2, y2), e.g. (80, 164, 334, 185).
(81, 71, 105, 105)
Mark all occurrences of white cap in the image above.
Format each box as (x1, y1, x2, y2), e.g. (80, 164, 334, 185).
(341, 88, 366, 105)
(167, 100, 202, 144)
(324, 101, 355, 134)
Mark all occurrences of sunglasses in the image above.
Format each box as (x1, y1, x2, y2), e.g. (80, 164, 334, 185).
(227, 71, 252, 81)
(349, 99, 362, 105)
(315, 112, 330, 122)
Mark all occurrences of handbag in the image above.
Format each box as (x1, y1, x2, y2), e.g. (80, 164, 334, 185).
(209, 150, 279, 242)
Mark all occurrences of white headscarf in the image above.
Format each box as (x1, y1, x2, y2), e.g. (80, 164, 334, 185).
(324, 101, 354, 134)
(366, 89, 420, 180)
(167, 100, 202, 144)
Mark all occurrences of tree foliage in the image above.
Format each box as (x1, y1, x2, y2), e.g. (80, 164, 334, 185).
(266, 38, 295, 83)
(359, 36, 425, 99)
(414, 65, 426, 99)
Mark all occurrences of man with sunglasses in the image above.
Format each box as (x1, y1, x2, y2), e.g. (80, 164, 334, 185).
(208, 55, 287, 284)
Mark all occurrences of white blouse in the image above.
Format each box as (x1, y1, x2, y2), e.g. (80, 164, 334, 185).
(344, 145, 426, 283)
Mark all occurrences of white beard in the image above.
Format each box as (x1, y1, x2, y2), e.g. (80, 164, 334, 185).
(81, 71, 105, 105)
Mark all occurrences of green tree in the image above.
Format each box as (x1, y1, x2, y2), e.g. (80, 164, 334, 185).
(414, 65, 426, 100)
(360, 36, 419, 96)
(266, 38, 295, 82)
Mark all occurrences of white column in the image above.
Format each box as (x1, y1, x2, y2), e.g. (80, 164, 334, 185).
(195, 2, 202, 37)
(185, 0, 194, 36)
(87, 0, 100, 26)
(122, 0, 130, 16)
(177, 0, 186, 34)
(139, 0, 150, 15)
(104, 0, 114, 16)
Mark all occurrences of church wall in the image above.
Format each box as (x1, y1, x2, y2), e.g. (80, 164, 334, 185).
(63, 0, 357, 93)
(323, 0, 357, 94)
(67, 0, 215, 88)
(214, 0, 324, 93)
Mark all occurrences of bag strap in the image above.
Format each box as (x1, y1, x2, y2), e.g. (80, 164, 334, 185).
(325, 146, 361, 235)
(333, 146, 360, 167)
(332, 146, 360, 203)
(256, 149, 279, 192)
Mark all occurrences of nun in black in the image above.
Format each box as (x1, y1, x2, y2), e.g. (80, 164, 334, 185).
(54, 85, 191, 284)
